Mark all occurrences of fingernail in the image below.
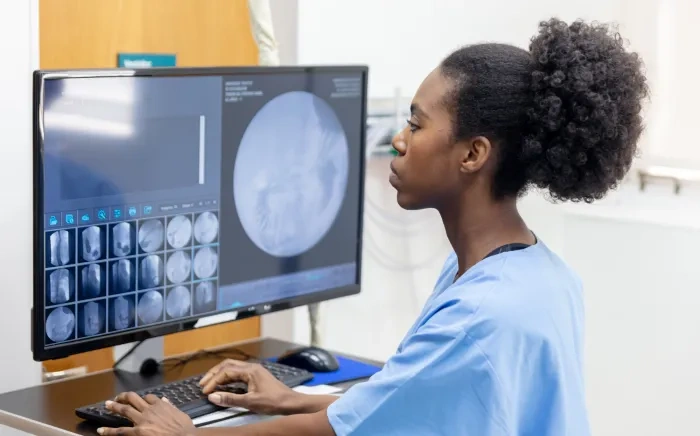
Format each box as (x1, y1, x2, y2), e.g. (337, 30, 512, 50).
(97, 428, 104, 435)
(162, 397, 171, 404)
(208, 394, 221, 404)
(105, 400, 113, 408)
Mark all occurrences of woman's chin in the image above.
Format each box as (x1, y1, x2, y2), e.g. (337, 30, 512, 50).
(395, 192, 422, 210)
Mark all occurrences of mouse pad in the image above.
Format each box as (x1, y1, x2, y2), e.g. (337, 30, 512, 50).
(271, 355, 382, 386)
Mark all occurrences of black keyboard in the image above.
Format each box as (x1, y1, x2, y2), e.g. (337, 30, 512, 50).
(75, 360, 313, 428)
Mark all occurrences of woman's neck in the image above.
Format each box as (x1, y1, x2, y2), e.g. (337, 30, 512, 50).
(439, 196, 534, 278)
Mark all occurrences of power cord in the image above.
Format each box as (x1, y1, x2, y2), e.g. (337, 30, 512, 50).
(113, 341, 256, 376)
(308, 303, 321, 346)
(112, 340, 147, 371)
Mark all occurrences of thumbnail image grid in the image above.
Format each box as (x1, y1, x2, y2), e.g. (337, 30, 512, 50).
(44, 210, 220, 345)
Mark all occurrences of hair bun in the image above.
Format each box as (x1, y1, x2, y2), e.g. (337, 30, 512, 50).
(522, 18, 648, 202)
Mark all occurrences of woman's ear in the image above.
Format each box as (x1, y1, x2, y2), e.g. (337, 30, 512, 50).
(459, 136, 492, 173)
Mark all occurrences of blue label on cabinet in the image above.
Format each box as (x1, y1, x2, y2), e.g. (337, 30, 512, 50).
(117, 53, 176, 68)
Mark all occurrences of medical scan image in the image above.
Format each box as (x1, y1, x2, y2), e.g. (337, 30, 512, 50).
(166, 250, 192, 284)
(139, 254, 163, 289)
(193, 246, 218, 279)
(193, 211, 219, 245)
(166, 285, 191, 319)
(138, 290, 164, 325)
(80, 226, 104, 262)
(79, 263, 104, 300)
(45, 305, 75, 343)
(167, 215, 192, 249)
(138, 219, 165, 253)
(109, 294, 135, 331)
(78, 300, 105, 337)
(112, 222, 135, 257)
(47, 268, 73, 306)
(47, 229, 74, 267)
(193, 280, 217, 314)
(233, 91, 349, 257)
(110, 258, 135, 294)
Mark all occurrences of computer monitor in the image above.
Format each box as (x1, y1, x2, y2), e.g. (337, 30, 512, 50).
(32, 66, 367, 361)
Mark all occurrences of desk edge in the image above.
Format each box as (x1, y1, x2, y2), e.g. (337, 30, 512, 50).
(0, 408, 78, 435)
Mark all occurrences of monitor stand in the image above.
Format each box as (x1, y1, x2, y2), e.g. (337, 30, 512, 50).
(112, 337, 164, 375)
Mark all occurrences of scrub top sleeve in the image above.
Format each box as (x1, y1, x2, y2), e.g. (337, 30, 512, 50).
(326, 320, 510, 436)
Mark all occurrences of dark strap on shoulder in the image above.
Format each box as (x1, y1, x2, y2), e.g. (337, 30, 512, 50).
(484, 243, 531, 260)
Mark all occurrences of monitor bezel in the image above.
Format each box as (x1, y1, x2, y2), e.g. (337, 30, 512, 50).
(32, 65, 368, 361)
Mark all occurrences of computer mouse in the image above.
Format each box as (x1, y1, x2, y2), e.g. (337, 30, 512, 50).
(277, 346, 340, 373)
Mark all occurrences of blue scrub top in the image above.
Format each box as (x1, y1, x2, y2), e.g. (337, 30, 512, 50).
(327, 239, 590, 435)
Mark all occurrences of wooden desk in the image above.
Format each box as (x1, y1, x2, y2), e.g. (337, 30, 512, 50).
(0, 338, 379, 435)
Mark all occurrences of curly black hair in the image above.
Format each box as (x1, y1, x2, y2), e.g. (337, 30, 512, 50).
(440, 18, 649, 202)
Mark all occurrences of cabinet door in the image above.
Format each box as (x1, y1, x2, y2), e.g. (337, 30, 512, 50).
(39, 0, 261, 374)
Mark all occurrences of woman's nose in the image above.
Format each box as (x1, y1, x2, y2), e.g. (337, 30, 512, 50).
(392, 131, 407, 155)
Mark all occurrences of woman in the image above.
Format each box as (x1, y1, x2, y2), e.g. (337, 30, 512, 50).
(99, 18, 647, 436)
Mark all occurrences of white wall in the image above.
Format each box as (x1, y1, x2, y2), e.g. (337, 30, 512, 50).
(0, 0, 41, 395)
(517, 184, 700, 436)
(644, 0, 700, 168)
(0, 1, 41, 435)
(297, 0, 629, 98)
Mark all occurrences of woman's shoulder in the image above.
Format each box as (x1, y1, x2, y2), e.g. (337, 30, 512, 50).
(428, 242, 584, 340)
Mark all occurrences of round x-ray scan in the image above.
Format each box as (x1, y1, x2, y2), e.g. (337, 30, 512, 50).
(233, 91, 349, 258)
(138, 290, 163, 325)
(166, 251, 191, 284)
(193, 246, 217, 279)
(166, 285, 191, 319)
(167, 215, 192, 249)
(138, 219, 164, 253)
(194, 212, 218, 245)
(46, 306, 75, 343)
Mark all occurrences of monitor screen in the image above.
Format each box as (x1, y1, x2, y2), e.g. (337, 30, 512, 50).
(32, 66, 367, 360)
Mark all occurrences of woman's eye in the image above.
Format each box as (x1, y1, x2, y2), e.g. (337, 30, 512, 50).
(406, 119, 419, 132)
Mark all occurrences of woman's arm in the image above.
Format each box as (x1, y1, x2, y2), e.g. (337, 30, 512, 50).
(207, 388, 338, 415)
(196, 410, 335, 436)
(199, 361, 339, 416)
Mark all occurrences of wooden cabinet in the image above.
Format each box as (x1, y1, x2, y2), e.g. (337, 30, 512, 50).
(39, 0, 261, 374)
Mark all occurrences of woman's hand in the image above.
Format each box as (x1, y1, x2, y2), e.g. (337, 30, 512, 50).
(199, 359, 303, 416)
(98, 392, 195, 436)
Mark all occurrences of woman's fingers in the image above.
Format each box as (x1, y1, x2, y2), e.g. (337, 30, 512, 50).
(207, 391, 251, 408)
(201, 366, 252, 394)
(105, 400, 142, 424)
(200, 359, 248, 386)
(142, 394, 160, 405)
(114, 392, 149, 413)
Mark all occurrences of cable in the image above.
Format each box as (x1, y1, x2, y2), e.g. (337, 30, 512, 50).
(112, 340, 146, 370)
(163, 347, 255, 369)
(155, 347, 256, 378)
(308, 303, 321, 346)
